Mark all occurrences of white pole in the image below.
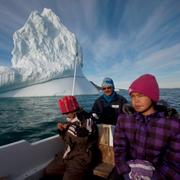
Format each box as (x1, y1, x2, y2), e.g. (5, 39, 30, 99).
(72, 54, 77, 96)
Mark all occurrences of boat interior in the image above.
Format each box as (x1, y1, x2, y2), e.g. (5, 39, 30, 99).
(0, 124, 115, 180)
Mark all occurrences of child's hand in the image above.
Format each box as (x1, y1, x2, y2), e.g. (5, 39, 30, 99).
(63, 123, 68, 129)
(57, 123, 64, 130)
(57, 123, 68, 130)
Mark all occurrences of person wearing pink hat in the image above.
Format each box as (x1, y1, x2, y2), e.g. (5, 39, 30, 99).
(44, 96, 98, 180)
(112, 74, 180, 180)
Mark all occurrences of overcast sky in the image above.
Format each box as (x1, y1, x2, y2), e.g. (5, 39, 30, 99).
(0, 0, 180, 89)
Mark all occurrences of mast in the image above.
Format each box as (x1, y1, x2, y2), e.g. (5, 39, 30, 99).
(71, 53, 78, 96)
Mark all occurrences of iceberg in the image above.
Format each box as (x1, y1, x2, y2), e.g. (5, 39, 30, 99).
(0, 8, 98, 97)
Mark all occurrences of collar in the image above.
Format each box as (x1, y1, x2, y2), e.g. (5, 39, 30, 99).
(66, 116, 80, 123)
(135, 111, 165, 122)
(103, 91, 116, 103)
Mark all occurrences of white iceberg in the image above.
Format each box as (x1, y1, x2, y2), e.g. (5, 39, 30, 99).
(0, 8, 98, 97)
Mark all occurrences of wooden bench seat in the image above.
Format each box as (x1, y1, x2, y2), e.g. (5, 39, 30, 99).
(93, 125, 115, 179)
(93, 162, 114, 178)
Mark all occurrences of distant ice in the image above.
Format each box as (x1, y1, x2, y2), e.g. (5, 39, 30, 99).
(0, 8, 98, 97)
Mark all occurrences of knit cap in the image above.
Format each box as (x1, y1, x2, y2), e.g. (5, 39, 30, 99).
(58, 96, 79, 114)
(128, 74, 159, 102)
(102, 77, 114, 88)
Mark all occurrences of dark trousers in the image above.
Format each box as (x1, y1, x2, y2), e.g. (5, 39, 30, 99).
(44, 151, 93, 180)
(108, 167, 125, 180)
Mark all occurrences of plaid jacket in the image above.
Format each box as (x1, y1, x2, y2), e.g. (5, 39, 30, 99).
(113, 111, 180, 179)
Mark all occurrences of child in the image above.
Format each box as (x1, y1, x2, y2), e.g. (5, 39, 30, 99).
(113, 74, 180, 180)
(44, 96, 98, 180)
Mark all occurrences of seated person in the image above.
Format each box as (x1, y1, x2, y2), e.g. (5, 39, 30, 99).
(44, 96, 98, 180)
(91, 77, 127, 125)
(112, 74, 180, 180)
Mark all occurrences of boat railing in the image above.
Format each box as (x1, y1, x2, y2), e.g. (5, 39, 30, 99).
(0, 135, 63, 180)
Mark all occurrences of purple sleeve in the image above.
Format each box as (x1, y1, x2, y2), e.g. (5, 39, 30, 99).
(113, 115, 131, 175)
(154, 120, 180, 179)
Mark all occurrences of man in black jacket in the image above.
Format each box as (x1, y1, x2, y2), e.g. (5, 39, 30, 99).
(91, 77, 127, 125)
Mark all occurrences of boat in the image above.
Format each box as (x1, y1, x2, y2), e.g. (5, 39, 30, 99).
(0, 124, 115, 180)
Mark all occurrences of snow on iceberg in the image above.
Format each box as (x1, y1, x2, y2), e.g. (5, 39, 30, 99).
(0, 8, 98, 97)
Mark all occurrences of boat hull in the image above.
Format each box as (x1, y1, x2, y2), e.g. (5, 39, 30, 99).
(0, 135, 63, 180)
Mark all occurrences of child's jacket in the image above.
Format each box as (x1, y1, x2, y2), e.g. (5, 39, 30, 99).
(114, 105, 180, 179)
(58, 109, 98, 171)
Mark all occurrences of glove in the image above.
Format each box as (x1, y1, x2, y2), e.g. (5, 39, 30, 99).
(127, 160, 155, 180)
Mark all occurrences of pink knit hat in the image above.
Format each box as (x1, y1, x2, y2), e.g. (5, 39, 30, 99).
(128, 74, 159, 102)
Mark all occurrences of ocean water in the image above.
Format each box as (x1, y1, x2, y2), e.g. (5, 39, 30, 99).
(0, 88, 180, 146)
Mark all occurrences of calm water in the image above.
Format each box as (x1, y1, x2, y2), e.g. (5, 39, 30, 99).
(0, 89, 180, 146)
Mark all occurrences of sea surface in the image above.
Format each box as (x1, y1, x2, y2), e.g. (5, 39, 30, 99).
(0, 88, 180, 146)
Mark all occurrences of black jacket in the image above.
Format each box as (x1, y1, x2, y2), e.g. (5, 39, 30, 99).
(91, 92, 127, 125)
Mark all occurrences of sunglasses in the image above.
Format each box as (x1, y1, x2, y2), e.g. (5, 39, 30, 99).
(102, 87, 112, 90)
